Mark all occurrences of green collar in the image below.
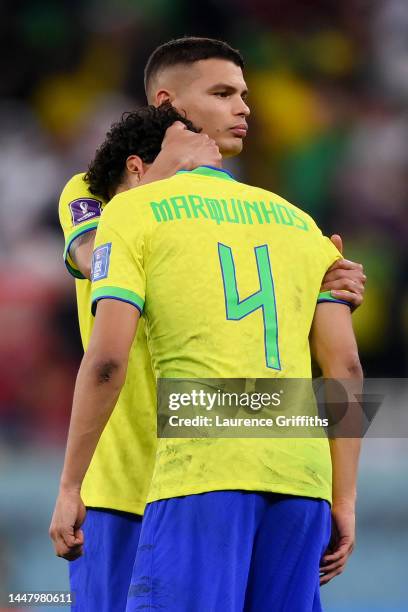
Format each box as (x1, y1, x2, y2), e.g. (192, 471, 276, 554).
(176, 165, 236, 181)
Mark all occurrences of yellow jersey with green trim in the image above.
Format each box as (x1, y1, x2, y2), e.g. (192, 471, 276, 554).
(91, 166, 345, 505)
(59, 173, 156, 515)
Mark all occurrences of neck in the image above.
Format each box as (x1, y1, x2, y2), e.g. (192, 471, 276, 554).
(114, 174, 141, 197)
(114, 182, 128, 196)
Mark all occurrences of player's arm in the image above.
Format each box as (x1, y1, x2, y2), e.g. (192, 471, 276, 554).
(67, 121, 221, 279)
(141, 120, 221, 182)
(52, 201, 146, 560)
(320, 234, 366, 310)
(69, 230, 96, 280)
(309, 303, 363, 585)
(49, 299, 140, 560)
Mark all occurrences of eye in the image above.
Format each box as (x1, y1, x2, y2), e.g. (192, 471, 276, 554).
(214, 92, 230, 98)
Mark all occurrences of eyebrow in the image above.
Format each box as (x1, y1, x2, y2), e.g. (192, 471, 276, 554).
(208, 83, 249, 97)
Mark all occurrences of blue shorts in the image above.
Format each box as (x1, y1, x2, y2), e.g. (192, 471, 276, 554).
(69, 508, 142, 612)
(127, 491, 331, 612)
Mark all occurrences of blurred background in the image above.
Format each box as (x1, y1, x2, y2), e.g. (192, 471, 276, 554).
(0, 0, 407, 610)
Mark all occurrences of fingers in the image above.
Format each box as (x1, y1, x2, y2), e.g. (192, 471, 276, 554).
(320, 567, 343, 585)
(57, 540, 83, 561)
(49, 528, 84, 560)
(62, 530, 83, 548)
(161, 125, 221, 167)
(49, 497, 86, 561)
(63, 547, 83, 561)
(161, 122, 188, 148)
(321, 546, 348, 564)
(328, 259, 364, 272)
(320, 261, 366, 309)
(321, 542, 353, 566)
(320, 551, 350, 585)
(320, 556, 349, 585)
(320, 558, 347, 573)
(58, 543, 83, 561)
(164, 125, 213, 145)
(329, 290, 363, 308)
(74, 528, 84, 545)
(49, 523, 79, 548)
(49, 490, 87, 562)
(330, 234, 343, 255)
(167, 121, 187, 132)
(53, 533, 83, 559)
(320, 540, 354, 585)
(320, 278, 364, 294)
(321, 267, 366, 286)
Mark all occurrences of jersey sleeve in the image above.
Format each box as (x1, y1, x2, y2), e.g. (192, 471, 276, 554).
(58, 173, 105, 279)
(316, 235, 351, 307)
(90, 216, 146, 315)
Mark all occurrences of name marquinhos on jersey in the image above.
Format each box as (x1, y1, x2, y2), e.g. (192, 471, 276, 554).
(150, 194, 309, 230)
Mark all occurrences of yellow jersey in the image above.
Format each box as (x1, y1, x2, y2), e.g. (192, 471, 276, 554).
(59, 173, 156, 515)
(91, 166, 343, 504)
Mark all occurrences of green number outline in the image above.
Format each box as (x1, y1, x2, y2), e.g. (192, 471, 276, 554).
(218, 242, 281, 370)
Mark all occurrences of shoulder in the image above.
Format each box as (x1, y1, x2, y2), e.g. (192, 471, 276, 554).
(59, 172, 106, 225)
(60, 173, 91, 201)
(237, 181, 321, 234)
(59, 172, 105, 204)
(61, 171, 87, 190)
(102, 180, 172, 225)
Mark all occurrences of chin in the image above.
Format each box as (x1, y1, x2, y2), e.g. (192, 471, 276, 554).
(220, 139, 244, 158)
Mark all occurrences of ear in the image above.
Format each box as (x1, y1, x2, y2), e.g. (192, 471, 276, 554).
(155, 89, 173, 107)
(126, 155, 144, 176)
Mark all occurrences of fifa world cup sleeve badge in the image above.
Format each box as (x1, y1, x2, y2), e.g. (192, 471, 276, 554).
(69, 198, 102, 225)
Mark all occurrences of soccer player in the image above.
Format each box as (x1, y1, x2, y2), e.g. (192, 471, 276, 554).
(54, 37, 365, 609)
(51, 104, 362, 611)
(57, 123, 220, 611)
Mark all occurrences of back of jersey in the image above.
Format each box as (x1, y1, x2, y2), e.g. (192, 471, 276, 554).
(92, 166, 343, 505)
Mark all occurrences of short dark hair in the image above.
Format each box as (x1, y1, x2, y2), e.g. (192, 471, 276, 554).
(85, 103, 199, 201)
(144, 37, 244, 98)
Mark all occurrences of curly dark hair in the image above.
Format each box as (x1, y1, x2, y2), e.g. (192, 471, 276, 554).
(85, 103, 200, 201)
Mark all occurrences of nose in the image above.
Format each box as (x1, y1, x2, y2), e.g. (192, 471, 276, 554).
(235, 96, 250, 118)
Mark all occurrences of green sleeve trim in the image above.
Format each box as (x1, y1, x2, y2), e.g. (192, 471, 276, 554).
(63, 221, 99, 279)
(91, 286, 145, 315)
(317, 290, 352, 307)
(65, 257, 86, 279)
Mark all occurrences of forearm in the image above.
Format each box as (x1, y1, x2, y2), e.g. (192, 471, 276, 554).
(322, 360, 363, 507)
(139, 148, 184, 186)
(329, 438, 360, 507)
(69, 230, 96, 280)
(60, 353, 126, 491)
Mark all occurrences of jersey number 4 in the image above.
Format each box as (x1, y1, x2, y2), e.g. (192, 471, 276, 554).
(218, 243, 281, 370)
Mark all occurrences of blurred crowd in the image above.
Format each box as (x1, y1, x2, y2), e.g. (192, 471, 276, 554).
(0, 0, 407, 446)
